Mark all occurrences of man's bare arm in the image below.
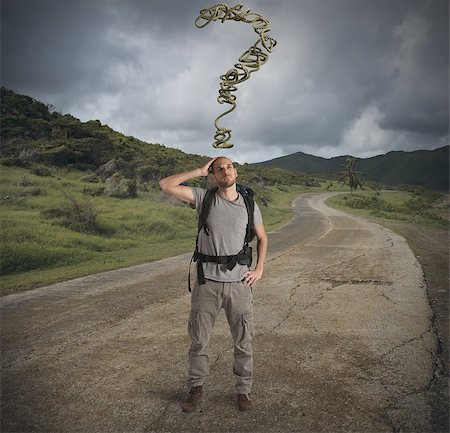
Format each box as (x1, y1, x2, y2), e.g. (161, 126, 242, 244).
(159, 158, 217, 204)
(243, 223, 268, 286)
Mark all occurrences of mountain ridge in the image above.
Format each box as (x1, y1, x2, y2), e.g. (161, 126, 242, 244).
(254, 146, 449, 191)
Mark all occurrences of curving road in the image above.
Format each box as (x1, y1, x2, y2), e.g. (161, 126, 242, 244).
(1, 192, 437, 433)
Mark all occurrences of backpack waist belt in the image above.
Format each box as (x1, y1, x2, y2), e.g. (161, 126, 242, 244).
(188, 246, 252, 291)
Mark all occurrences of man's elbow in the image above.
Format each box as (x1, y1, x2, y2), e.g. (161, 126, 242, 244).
(258, 232, 268, 244)
(159, 179, 169, 193)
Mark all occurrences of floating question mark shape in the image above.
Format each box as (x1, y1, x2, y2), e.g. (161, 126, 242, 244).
(195, 4, 277, 149)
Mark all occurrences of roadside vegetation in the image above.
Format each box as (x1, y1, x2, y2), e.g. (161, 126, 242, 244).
(326, 187, 448, 226)
(0, 163, 344, 295)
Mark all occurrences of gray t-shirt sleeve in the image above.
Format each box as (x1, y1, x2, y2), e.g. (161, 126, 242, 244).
(192, 187, 207, 216)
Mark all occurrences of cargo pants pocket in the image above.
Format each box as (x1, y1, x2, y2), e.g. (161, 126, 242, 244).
(235, 312, 254, 355)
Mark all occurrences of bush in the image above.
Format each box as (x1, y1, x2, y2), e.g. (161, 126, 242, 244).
(18, 175, 34, 187)
(43, 195, 100, 233)
(1, 156, 33, 168)
(82, 186, 105, 196)
(304, 179, 321, 187)
(341, 193, 443, 221)
(96, 159, 117, 181)
(104, 174, 137, 198)
(80, 173, 99, 183)
(344, 195, 393, 212)
(31, 166, 52, 176)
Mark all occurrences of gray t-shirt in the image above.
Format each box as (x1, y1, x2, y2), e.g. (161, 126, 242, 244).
(192, 187, 263, 282)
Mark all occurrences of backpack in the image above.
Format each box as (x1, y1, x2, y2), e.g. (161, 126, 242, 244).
(198, 184, 255, 242)
(188, 184, 256, 291)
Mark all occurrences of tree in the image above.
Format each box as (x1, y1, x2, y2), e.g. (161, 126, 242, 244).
(338, 158, 363, 194)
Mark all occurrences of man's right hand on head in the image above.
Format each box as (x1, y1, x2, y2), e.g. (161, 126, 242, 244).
(199, 158, 218, 177)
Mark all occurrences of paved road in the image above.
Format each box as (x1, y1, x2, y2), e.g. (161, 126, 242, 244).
(1, 193, 437, 433)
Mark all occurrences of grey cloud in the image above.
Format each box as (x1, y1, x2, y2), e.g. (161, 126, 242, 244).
(1, 0, 448, 162)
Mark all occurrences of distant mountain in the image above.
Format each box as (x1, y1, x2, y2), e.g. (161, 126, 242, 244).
(255, 147, 449, 191)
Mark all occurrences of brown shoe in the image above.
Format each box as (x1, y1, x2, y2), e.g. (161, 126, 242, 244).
(181, 386, 203, 413)
(237, 393, 252, 411)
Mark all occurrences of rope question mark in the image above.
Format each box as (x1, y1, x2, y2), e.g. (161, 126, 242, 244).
(195, 3, 277, 149)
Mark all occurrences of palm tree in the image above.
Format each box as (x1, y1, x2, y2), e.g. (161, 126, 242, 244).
(338, 158, 364, 194)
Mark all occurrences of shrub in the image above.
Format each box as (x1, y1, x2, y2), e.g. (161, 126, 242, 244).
(1, 156, 32, 168)
(344, 195, 393, 212)
(82, 186, 105, 196)
(18, 175, 34, 187)
(43, 195, 99, 233)
(80, 173, 99, 183)
(96, 159, 117, 181)
(31, 166, 52, 176)
(104, 174, 137, 198)
(304, 179, 321, 187)
(18, 148, 40, 162)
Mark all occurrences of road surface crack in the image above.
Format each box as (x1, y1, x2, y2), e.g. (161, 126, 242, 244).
(380, 326, 433, 360)
(318, 277, 392, 288)
(270, 284, 299, 333)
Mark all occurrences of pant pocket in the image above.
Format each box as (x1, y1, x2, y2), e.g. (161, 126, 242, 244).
(236, 312, 254, 347)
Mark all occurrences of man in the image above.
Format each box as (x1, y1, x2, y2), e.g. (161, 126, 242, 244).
(159, 156, 268, 413)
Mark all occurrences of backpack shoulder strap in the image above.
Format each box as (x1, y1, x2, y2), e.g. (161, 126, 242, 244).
(237, 184, 255, 244)
(198, 186, 218, 235)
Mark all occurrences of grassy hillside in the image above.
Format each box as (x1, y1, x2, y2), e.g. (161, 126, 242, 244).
(256, 147, 449, 191)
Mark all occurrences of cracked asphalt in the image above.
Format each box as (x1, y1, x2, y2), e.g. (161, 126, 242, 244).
(0, 192, 438, 433)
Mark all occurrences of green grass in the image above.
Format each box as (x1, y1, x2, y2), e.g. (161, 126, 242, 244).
(0, 165, 200, 295)
(0, 166, 342, 296)
(326, 190, 447, 227)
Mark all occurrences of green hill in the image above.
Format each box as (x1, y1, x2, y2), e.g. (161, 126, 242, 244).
(0, 87, 312, 188)
(0, 87, 206, 180)
(256, 147, 449, 191)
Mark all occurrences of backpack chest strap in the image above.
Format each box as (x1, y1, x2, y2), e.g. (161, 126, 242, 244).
(188, 246, 252, 291)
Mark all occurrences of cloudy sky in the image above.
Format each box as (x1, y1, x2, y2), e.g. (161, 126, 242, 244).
(2, 0, 448, 163)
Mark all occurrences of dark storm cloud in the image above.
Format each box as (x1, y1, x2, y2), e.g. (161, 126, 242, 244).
(1, 0, 448, 162)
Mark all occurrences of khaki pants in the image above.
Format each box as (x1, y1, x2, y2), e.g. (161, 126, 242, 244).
(186, 279, 254, 394)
